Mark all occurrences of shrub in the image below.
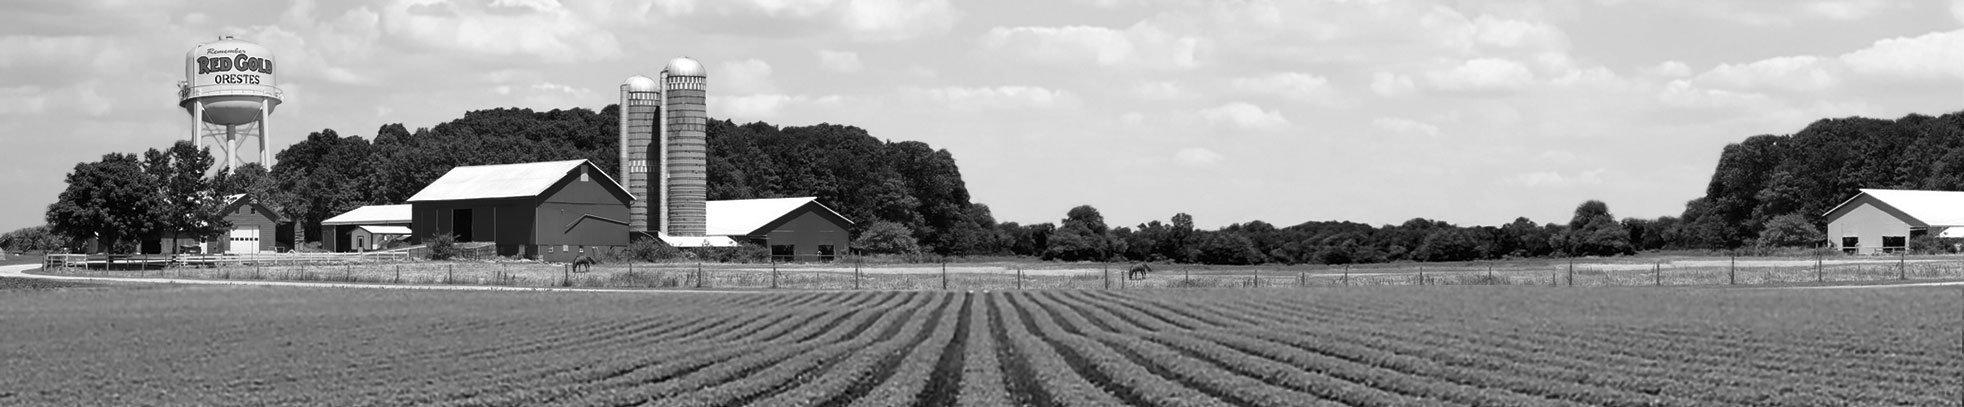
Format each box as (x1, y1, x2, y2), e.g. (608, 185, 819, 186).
(426, 234, 460, 260)
(627, 239, 683, 262)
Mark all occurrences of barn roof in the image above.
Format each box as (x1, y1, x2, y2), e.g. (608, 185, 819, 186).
(1825, 189, 1964, 226)
(706, 197, 852, 237)
(321, 204, 413, 226)
(656, 233, 741, 248)
(406, 160, 631, 203)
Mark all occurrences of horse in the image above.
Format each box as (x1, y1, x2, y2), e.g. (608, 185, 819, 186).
(1127, 263, 1152, 280)
(569, 251, 598, 273)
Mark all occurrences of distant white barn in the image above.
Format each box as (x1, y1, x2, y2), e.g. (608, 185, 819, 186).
(1822, 189, 1964, 254)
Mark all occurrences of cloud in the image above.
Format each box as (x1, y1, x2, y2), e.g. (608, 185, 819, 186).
(1372, 117, 1440, 137)
(1199, 102, 1289, 132)
(1174, 147, 1224, 167)
(1231, 72, 1337, 104)
(1424, 58, 1535, 92)
(1954, 0, 1964, 24)
(840, 0, 961, 41)
(379, 0, 622, 61)
(979, 22, 1199, 69)
(1693, 56, 1839, 92)
(1371, 73, 1416, 97)
(1653, 1, 1898, 26)
(905, 85, 1081, 111)
(719, 59, 777, 94)
(1129, 81, 1181, 100)
(816, 50, 862, 73)
(1643, 61, 1694, 78)
(717, 93, 844, 120)
(1506, 169, 1605, 187)
(1838, 30, 1964, 80)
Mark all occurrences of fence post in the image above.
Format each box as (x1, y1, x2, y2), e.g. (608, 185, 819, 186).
(1016, 266, 1023, 290)
(1253, 268, 1260, 288)
(941, 261, 947, 290)
(346, 264, 352, 283)
(1342, 265, 1349, 286)
(1899, 249, 1907, 280)
(1654, 262, 1661, 286)
(1103, 263, 1109, 290)
(1729, 255, 1736, 285)
(394, 265, 401, 284)
(1419, 265, 1425, 286)
(771, 258, 778, 289)
(1185, 267, 1191, 286)
(853, 257, 860, 290)
(1815, 245, 1823, 283)
(1298, 269, 1305, 287)
(1567, 257, 1574, 286)
(447, 264, 454, 285)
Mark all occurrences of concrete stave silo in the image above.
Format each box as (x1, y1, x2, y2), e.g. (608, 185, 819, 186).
(179, 36, 281, 170)
(660, 57, 708, 237)
(620, 75, 661, 234)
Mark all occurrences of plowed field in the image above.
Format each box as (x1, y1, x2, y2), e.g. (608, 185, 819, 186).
(1, 285, 1957, 405)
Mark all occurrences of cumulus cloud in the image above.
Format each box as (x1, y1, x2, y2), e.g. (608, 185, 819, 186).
(906, 85, 1081, 111)
(816, 50, 862, 73)
(1954, 0, 1964, 23)
(1174, 147, 1224, 167)
(980, 22, 1199, 69)
(841, 0, 961, 41)
(1506, 169, 1605, 188)
(1693, 56, 1839, 92)
(718, 93, 844, 120)
(1372, 117, 1440, 137)
(1838, 30, 1964, 80)
(1131, 81, 1181, 100)
(720, 59, 777, 94)
(1231, 72, 1337, 104)
(1199, 102, 1289, 132)
(1425, 58, 1535, 92)
(1643, 61, 1694, 78)
(1370, 73, 1416, 97)
(379, 0, 622, 61)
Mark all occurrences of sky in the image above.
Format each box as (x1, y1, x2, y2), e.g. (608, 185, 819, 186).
(1, 0, 1961, 234)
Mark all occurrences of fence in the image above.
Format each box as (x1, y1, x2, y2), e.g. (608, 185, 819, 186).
(33, 254, 1964, 290)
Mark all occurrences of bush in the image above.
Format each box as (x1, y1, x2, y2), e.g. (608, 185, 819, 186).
(426, 234, 459, 260)
(627, 239, 683, 262)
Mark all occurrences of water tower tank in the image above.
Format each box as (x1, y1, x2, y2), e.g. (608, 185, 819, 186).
(179, 36, 282, 170)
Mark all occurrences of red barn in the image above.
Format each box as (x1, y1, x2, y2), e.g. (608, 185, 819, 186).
(407, 160, 633, 260)
(706, 197, 853, 262)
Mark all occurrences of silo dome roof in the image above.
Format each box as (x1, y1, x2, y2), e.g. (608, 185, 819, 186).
(663, 57, 706, 77)
(624, 75, 659, 91)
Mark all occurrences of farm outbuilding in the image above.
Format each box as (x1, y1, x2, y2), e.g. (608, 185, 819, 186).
(1823, 189, 1964, 254)
(320, 204, 412, 252)
(406, 159, 634, 261)
(706, 197, 853, 262)
(144, 193, 289, 254)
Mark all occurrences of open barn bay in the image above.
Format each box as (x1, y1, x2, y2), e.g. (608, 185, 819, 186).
(1, 284, 1958, 406)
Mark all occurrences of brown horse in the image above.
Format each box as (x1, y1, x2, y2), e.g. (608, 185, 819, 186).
(569, 251, 598, 273)
(1127, 263, 1152, 280)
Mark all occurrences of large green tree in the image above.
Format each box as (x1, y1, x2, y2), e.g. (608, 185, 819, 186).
(149, 141, 230, 248)
(46, 153, 160, 252)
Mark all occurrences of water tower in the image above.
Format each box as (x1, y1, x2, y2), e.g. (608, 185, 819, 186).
(179, 36, 281, 171)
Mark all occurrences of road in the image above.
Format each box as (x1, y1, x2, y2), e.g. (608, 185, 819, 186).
(0, 264, 762, 294)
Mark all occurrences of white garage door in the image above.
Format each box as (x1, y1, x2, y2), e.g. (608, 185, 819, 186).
(229, 227, 260, 254)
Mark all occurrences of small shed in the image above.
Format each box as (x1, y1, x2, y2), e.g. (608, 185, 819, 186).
(1823, 189, 1964, 254)
(320, 204, 413, 252)
(350, 225, 413, 252)
(406, 159, 634, 260)
(707, 197, 853, 262)
(146, 194, 287, 254)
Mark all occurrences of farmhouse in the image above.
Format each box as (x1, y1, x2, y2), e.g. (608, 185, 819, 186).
(1823, 188, 1964, 254)
(706, 197, 853, 262)
(320, 204, 412, 252)
(406, 159, 634, 261)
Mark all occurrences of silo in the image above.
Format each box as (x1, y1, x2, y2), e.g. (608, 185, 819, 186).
(660, 57, 707, 236)
(620, 75, 661, 234)
(179, 36, 282, 170)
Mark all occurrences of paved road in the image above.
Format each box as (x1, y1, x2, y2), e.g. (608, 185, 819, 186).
(1782, 280, 1964, 289)
(0, 264, 761, 294)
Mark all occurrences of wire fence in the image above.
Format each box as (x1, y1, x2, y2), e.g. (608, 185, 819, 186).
(34, 254, 1964, 290)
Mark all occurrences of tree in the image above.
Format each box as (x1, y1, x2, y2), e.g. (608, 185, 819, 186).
(1755, 214, 1822, 248)
(46, 153, 161, 253)
(149, 141, 231, 249)
(1560, 200, 1633, 256)
(1193, 231, 1264, 265)
(853, 221, 921, 255)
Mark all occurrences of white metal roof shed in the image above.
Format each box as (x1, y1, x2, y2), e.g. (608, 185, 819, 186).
(704, 197, 852, 236)
(355, 225, 414, 235)
(321, 204, 414, 226)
